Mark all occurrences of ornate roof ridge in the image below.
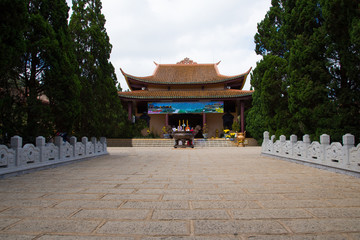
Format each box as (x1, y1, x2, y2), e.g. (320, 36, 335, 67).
(120, 61, 252, 91)
(177, 57, 197, 64)
(118, 89, 253, 100)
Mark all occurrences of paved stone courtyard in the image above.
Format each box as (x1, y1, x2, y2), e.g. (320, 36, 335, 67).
(0, 147, 359, 239)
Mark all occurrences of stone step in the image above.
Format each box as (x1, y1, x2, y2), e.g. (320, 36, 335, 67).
(107, 138, 241, 147)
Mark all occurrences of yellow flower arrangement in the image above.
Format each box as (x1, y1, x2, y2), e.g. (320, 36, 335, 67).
(202, 123, 208, 133)
(162, 125, 172, 134)
(224, 129, 230, 134)
(162, 126, 167, 134)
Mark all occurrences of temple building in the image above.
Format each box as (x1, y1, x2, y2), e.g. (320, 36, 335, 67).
(118, 58, 253, 138)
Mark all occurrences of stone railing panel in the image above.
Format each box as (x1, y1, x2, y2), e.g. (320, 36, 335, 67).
(293, 141, 306, 160)
(70, 137, 85, 158)
(95, 141, 103, 153)
(284, 141, 292, 156)
(350, 144, 360, 172)
(44, 143, 59, 161)
(0, 145, 15, 168)
(87, 142, 94, 155)
(307, 141, 322, 164)
(273, 140, 281, 154)
(262, 131, 360, 175)
(22, 144, 40, 165)
(63, 142, 73, 159)
(325, 142, 343, 168)
(75, 142, 85, 157)
(100, 137, 107, 151)
(0, 135, 108, 176)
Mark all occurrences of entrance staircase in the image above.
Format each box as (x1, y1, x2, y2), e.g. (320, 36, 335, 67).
(107, 138, 238, 147)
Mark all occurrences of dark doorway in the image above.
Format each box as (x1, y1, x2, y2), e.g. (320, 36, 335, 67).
(168, 114, 203, 138)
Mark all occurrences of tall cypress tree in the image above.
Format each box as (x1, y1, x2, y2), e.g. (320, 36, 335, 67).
(20, 0, 81, 141)
(0, 0, 27, 142)
(70, 0, 127, 137)
(286, 0, 332, 137)
(247, 0, 360, 142)
(247, 0, 293, 140)
(1, 0, 80, 143)
(43, 0, 81, 135)
(320, 0, 360, 140)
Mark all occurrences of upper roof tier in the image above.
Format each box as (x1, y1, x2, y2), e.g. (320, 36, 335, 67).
(121, 58, 252, 91)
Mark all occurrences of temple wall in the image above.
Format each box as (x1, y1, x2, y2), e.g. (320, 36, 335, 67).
(146, 112, 239, 138)
(206, 114, 223, 138)
(149, 114, 165, 137)
(206, 113, 236, 138)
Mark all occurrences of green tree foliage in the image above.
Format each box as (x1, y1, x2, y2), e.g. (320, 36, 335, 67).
(320, 0, 360, 140)
(69, 0, 128, 137)
(42, 0, 81, 135)
(0, 0, 80, 143)
(0, 0, 26, 87)
(247, 0, 360, 143)
(0, 0, 27, 143)
(23, 0, 81, 141)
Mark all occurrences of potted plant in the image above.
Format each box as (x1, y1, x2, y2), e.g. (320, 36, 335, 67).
(223, 129, 230, 138)
(162, 125, 172, 139)
(202, 123, 209, 139)
(232, 119, 240, 134)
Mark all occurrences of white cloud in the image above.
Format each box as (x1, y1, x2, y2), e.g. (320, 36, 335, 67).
(66, 0, 271, 90)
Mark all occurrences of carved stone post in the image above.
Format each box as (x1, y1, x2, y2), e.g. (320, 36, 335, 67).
(36, 136, 46, 162)
(303, 134, 310, 159)
(320, 134, 330, 163)
(270, 135, 275, 154)
(280, 135, 286, 156)
(55, 136, 64, 160)
(70, 136, 77, 157)
(263, 131, 269, 142)
(11, 136, 22, 166)
(343, 134, 355, 166)
(290, 134, 297, 157)
(100, 137, 107, 152)
(82, 137, 88, 156)
(91, 137, 97, 154)
(262, 131, 269, 152)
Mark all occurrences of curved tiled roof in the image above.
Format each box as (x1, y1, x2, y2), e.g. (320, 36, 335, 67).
(118, 89, 253, 100)
(121, 62, 251, 90)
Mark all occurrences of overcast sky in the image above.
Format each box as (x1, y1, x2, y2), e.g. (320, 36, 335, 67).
(66, 0, 272, 90)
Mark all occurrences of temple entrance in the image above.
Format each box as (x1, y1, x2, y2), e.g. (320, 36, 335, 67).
(169, 114, 203, 138)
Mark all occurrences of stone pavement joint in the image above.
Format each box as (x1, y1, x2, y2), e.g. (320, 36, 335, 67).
(0, 147, 359, 239)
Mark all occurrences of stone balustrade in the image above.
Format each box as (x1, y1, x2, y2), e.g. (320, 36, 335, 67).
(0, 136, 107, 177)
(261, 131, 360, 175)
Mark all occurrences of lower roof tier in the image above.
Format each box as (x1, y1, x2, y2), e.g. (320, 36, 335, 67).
(118, 89, 253, 101)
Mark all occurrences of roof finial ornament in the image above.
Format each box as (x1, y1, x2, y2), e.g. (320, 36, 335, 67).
(177, 57, 197, 64)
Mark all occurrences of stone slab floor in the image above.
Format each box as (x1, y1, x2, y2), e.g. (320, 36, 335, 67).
(0, 147, 360, 239)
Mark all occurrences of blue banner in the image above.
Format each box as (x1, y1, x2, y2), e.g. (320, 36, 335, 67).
(148, 101, 224, 114)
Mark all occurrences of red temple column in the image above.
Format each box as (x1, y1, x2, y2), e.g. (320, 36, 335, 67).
(203, 112, 206, 125)
(128, 101, 132, 121)
(165, 114, 169, 126)
(240, 101, 245, 132)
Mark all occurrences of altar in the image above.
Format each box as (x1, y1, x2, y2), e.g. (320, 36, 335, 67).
(172, 131, 196, 148)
